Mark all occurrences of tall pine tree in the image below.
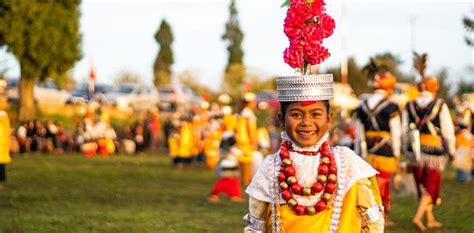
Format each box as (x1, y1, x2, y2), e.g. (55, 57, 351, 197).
(153, 19, 174, 87)
(0, 1, 82, 121)
(221, 0, 245, 102)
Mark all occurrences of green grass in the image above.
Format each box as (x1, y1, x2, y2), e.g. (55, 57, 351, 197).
(0, 154, 473, 233)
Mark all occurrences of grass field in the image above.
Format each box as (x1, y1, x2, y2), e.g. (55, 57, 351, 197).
(0, 154, 473, 233)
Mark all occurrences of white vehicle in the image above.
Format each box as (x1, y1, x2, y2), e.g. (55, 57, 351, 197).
(7, 79, 71, 107)
(105, 84, 159, 111)
(157, 84, 203, 112)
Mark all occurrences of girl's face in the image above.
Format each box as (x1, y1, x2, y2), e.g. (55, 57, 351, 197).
(279, 101, 332, 148)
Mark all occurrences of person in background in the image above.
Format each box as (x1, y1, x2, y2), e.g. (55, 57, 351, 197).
(147, 109, 162, 152)
(454, 119, 472, 183)
(133, 121, 146, 154)
(0, 97, 11, 189)
(16, 122, 29, 154)
(354, 71, 401, 227)
(208, 136, 244, 203)
(121, 125, 136, 155)
(236, 92, 258, 186)
(402, 76, 456, 231)
(174, 117, 195, 168)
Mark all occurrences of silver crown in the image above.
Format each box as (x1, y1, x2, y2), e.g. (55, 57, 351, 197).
(276, 74, 334, 102)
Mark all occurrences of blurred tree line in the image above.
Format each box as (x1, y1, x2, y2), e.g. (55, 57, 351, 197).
(0, 0, 82, 121)
(0, 0, 472, 122)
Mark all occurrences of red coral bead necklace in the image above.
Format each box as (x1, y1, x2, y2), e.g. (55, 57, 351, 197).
(278, 140, 338, 216)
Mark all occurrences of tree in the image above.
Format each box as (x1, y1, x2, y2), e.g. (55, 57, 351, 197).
(372, 52, 413, 82)
(153, 19, 174, 87)
(463, 12, 474, 46)
(456, 79, 474, 96)
(221, 63, 246, 102)
(53, 70, 76, 91)
(114, 70, 143, 86)
(176, 69, 216, 99)
(0, 1, 82, 121)
(222, 0, 244, 70)
(221, 0, 245, 93)
(434, 68, 451, 101)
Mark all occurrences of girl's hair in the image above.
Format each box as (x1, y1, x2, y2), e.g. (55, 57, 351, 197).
(279, 100, 330, 116)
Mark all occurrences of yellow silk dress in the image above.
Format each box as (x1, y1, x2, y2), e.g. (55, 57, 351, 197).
(268, 177, 382, 233)
(0, 111, 11, 164)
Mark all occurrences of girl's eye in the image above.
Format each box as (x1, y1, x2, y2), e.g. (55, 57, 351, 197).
(290, 112, 302, 118)
(313, 112, 321, 117)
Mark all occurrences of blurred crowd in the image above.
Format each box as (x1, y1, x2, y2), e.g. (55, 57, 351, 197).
(11, 108, 163, 157)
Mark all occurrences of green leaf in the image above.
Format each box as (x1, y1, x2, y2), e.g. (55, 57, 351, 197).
(281, 0, 290, 8)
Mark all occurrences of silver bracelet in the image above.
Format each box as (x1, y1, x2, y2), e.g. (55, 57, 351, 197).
(362, 205, 383, 224)
(243, 213, 266, 232)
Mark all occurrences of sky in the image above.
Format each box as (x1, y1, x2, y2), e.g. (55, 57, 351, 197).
(2, 0, 473, 91)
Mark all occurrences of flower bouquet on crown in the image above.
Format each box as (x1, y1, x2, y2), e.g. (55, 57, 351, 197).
(276, 0, 336, 103)
(282, 0, 335, 74)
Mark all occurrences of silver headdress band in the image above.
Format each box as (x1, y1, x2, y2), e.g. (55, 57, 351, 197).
(276, 74, 334, 102)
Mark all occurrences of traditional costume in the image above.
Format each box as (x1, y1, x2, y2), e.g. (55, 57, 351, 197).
(244, 1, 384, 231)
(403, 90, 456, 203)
(354, 72, 401, 218)
(209, 145, 243, 202)
(402, 76, 456, 230)
(237, 93, 258, 186)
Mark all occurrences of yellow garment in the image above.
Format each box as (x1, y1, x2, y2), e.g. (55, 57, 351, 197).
(105, 138, 115, 154)
(268, 177, 383, 233)
(0, 111, 11, 164)
(236, 115, 257, 151)
(365, 131, 390, 138)
(168, 133, 179, 158)
(236, 112, 257, 186)
(367, 154, 398, 174)
(223, 114, 237, 132)
(456, 130, 472, 148)
(191, 121, 203, 156)
(420, 134, 443, 148)
(178, 122, 194, 158)
(204, 131, 222, 169)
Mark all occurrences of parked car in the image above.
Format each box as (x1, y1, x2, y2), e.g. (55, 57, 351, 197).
(255, 90, 279, 111)
(105, 84, 159, 111)
(158, 84, 203, 112)
(7, 79, 71, 106)
(67, 83, 111, 104)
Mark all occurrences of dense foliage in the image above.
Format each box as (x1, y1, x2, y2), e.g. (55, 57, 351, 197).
(0, 0, 82, 120)
(153, 19, 174, 87)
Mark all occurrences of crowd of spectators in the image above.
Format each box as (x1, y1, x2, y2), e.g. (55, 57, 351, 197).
(11, 109, 164, 156)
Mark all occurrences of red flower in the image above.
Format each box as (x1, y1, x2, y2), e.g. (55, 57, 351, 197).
(319, 13, 336, 39)
(284, 47, 304, 69)
(284, 24, 304, 40)
(290, 37, 305, 50)
(304, 44, 329, 65)
(311, 0, 326, 16)
(286, 2, 312, 26)
(303, 24, 323, 42)
(283, 0, 335, 68)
